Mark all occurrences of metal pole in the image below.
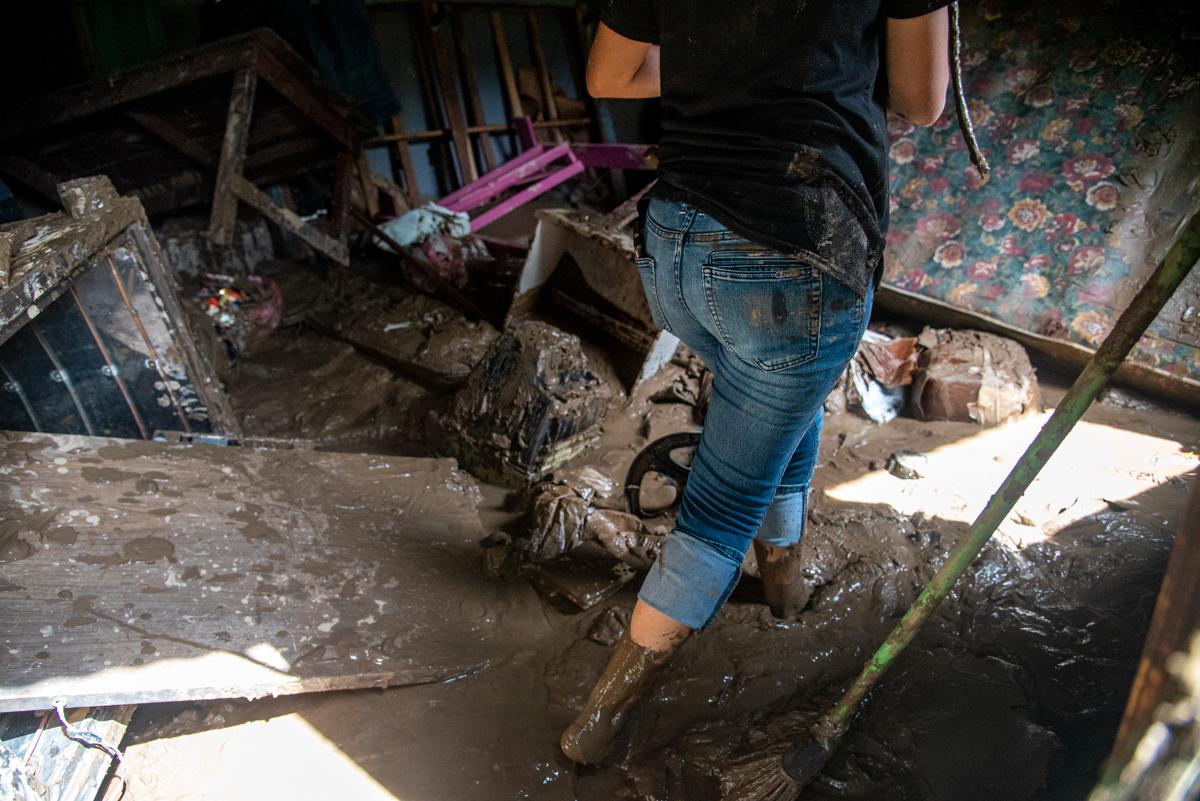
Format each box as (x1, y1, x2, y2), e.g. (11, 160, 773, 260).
(814, 209, 1200, 743)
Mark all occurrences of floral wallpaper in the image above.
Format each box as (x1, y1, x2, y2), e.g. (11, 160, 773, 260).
(882, 0, 1200, 382)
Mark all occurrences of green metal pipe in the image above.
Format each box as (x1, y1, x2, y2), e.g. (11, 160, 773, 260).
(812, 209, 1200, 746)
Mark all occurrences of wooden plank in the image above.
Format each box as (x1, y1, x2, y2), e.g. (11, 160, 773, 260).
(452, 11, 497, 173)
(0, 705, 134, 801)
(411, 7, 457, 194)
(490, 11, 524, 125)
(1109, 478, 1200, 761)
(366, 117, 591, 145)
(525, 10, 563, 143)
(208, 69, 258, 246)
(123, 110, 219, 171)
(251, 38, 358, 147)
(228, 174, 349, 265)
(427, 13, 479, 183)
(354, 151, 383, 218)
(0, 33, 259, 141)
(388, 112, 420, 203)
(0, 431, 490, 712)
(328, 150, 355, 242)
(875, 284, 1200, 410)
(0, 155, 61, 204)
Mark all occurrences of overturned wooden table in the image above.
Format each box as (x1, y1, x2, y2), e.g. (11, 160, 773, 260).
(0, 29, 363, 265)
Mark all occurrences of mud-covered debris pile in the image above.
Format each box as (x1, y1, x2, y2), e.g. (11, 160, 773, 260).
(593, 503, 1174, 801)
(432, 320, 617, 487)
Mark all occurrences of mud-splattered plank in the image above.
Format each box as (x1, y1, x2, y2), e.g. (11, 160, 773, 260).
(0, 431, 488, 713)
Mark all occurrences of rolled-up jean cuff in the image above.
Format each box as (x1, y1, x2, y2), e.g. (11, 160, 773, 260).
(755, 490, 808, 547)
(638, 530, 743, 630)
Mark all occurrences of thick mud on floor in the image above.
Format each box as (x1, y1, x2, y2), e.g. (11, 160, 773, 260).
(113, 312, 1198, 800)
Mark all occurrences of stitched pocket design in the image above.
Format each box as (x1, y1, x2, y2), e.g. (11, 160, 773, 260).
(702, 251, 822, 372)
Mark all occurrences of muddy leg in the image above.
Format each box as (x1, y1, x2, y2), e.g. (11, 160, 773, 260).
(560, 600, 690, 764)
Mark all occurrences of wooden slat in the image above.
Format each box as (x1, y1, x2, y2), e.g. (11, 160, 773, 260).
(228, 173, 349, 265)
(427, 13, 479, 183)
(490, 11, 524, 128)
(388, 112, 420, 203)
(1109, 478, 1200, 761)
(410, 7, 457, 193)
(208, 69, 258, 246)
(328, 150, 355, 241)
(124, 110, 219, 171)
(525, 10, 563, 143)
(0, 431, 491, 712)
(452, 11, 497, 173)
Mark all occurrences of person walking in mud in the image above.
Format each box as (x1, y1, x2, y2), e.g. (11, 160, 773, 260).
(561, 0, 954, 765)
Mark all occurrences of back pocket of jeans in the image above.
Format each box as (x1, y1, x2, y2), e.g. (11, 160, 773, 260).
(702, 251, 822, 371)
(636, 255, 672, 333)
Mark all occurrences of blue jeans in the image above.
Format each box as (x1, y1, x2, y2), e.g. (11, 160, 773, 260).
(636, 198, 873, 629)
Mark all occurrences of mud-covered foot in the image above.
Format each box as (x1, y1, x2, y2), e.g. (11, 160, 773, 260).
(755, 542, 812, 619)
(560, 635, 673, 764)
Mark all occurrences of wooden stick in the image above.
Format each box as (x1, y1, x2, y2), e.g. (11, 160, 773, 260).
(490, 11, 524, 124)
(208, 68, 258, 245)
(229, 173, 349, 265)
(525, 10, 563, 143)
(411, 6, 456, 194)
(388, 112, 420, 204)
(452, 10, 496, 173)
(427, 10, 478, 184)
(352, 209, 487, 322)
(366, 117, 592, 145)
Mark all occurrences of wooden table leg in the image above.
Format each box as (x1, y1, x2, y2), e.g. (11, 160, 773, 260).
(208, 68, 258, 245)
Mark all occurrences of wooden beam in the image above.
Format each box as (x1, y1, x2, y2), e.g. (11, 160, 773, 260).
(452, 10, 497, 173)
(427, 12, 478, 183)
(525, 10, 563, 143)
(366, 117, 591, 145)
(252, 38, 358, 147)
(411, 7, 456, 194)
(355, 151, 384, 217)
(124, 109, 219, 170)
(490, 11, 524, 127)
(1108, 479, 1200, 762)
(329, 150, 355, 242)
(0, 154, 61, 204)
(0, 33, 258, 141)
(388, 112, 420, 203)
(208, 68, 258, 246)
(229, 173, 349, 265)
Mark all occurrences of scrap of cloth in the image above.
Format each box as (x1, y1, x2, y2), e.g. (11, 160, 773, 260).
(601, 0, 954, 297)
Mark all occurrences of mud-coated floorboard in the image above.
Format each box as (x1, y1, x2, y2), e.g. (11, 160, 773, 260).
(0, 431, 491, 712)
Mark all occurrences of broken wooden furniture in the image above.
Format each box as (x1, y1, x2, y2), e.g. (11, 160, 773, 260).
(508, 209, 679, 391)
(0, 431, 497, 712)
(0, 177, 233, 439)
(0, 29, 363, 266)
(371, 3, 600, 203)
(438, 117, 654, 233)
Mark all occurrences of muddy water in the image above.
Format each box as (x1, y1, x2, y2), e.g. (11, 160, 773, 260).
(119, 302, 1198, 801)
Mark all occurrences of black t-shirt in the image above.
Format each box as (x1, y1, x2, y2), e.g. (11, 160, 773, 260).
(602, 0, 951, 295)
